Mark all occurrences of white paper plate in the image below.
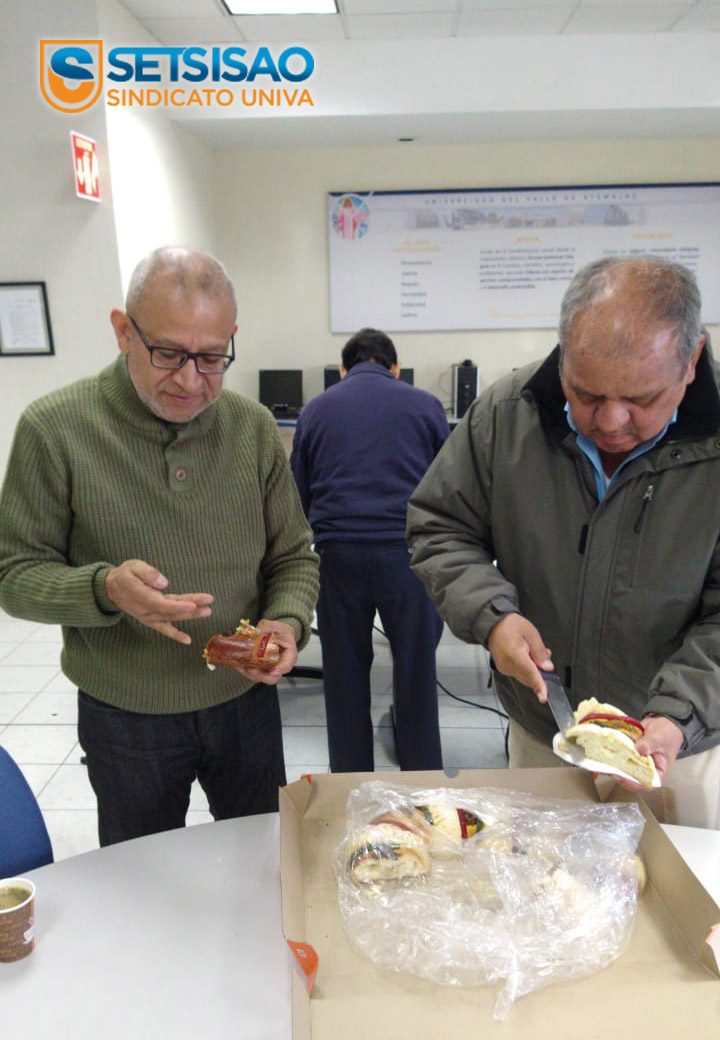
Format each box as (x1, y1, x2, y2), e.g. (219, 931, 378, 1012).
(552, 732, 661, 788)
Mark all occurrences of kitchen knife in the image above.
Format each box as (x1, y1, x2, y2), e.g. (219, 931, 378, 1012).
(540, 670, 575, 733)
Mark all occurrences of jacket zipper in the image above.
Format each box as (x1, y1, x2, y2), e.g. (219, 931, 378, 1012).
(633, 483, 655, 533)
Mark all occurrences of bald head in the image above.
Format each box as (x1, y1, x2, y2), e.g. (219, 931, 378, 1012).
(559, 256, 702, 367)
(125, 246, 237, 323)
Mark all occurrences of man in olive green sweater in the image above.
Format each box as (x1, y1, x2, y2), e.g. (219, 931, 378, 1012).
(0, 246, 319, 845)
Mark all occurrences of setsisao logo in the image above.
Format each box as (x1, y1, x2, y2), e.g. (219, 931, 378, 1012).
(41, 41, 104, 114)
(39, 40, 315, 113)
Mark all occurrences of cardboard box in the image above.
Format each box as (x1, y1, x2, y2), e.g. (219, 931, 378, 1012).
(280, 768, 720, 1039)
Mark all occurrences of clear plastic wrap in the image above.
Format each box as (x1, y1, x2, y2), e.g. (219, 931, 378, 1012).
(333, 780, 646, 1019)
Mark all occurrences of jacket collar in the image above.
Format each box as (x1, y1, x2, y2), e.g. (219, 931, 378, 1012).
(523, 341, 720, 445)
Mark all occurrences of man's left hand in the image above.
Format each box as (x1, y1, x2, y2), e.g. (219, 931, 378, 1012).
(237, 619, 298, 686)
(616, 714, 684, 790)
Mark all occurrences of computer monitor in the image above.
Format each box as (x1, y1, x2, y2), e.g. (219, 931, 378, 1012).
(259, 370, 303, 417)
(323, 366, 341, 390)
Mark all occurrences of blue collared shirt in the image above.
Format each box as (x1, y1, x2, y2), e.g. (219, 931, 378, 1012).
(565, 403, 677, 500)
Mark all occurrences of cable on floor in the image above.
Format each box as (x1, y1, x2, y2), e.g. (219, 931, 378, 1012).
(371, 623, 509, 730)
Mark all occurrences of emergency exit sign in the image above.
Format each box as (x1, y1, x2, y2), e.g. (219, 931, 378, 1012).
(70, 131, 100, 201)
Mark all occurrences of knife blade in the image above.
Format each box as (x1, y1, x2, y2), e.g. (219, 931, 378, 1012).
(540, 670, 576, 733)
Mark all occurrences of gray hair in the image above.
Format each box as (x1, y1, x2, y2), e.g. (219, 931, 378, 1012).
(558, 255, 702, 365)
(125, 246, 236, 319)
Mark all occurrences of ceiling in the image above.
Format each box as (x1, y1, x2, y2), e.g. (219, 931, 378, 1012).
(119, 0, 720, 42)
(114, 0, 720, 147)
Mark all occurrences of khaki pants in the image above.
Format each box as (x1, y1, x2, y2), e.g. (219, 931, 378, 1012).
(508, 719, 720, 830)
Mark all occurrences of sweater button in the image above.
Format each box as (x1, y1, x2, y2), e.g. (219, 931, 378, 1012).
(174, 467, 187, 482)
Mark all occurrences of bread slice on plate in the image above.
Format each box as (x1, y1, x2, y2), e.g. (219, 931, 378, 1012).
(553, 697, 659, 788)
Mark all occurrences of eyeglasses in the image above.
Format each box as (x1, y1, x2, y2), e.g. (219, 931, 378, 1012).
(128, 315, 235, 375)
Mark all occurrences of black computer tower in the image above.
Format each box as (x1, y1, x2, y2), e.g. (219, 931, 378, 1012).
(452, 361, 478, 419)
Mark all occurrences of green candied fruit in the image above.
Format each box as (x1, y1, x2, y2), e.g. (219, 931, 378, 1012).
(348, 842, 399, 870)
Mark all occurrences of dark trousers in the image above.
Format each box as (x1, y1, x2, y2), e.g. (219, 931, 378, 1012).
(316, 539, 444, 772)
(78, 685, 286, 847)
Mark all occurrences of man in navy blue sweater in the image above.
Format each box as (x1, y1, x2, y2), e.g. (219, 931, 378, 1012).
(290, 328, 450, 771)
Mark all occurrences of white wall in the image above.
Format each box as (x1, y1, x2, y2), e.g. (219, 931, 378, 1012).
(97, 0, 219, 294)
(0, 0, 220, 476)
(215, 138, 720, 412)
(0, 0, 123, 474)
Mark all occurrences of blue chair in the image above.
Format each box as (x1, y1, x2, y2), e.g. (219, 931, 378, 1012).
(0, 746, 54, 876)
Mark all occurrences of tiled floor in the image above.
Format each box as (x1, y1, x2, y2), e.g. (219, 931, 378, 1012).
(0, 608, 508, 862)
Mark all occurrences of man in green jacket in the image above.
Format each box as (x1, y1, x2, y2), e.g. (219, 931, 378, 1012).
(0, 246, 319, 845)
(407, 255, 720, 827)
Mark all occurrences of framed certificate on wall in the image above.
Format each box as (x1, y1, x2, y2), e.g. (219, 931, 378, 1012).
(0, 282, 55, 356)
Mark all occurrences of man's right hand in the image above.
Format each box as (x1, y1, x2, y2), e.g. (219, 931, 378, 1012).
(486, 613, 553, 702)
(105, 560, 214, 645)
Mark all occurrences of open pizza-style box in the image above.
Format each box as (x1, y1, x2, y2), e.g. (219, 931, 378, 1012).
(280, 767, 720, 1040)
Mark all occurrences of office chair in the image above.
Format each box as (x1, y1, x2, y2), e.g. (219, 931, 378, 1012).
(0, 746, 54, 876)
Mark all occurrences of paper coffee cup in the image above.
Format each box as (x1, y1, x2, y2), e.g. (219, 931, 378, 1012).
(0, 878, 35, 962)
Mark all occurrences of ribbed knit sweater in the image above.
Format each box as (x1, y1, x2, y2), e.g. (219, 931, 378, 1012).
(0, 356, 319, 713)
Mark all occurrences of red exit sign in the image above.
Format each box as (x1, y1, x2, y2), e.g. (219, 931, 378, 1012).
(70, 131, 100, 201)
